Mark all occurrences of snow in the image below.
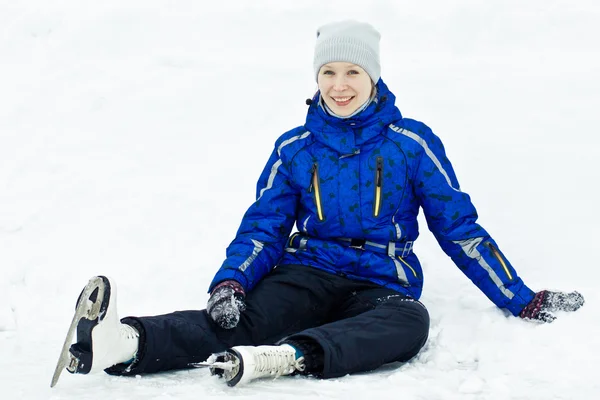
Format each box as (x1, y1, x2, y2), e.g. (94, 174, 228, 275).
(1, 0, 599, 398)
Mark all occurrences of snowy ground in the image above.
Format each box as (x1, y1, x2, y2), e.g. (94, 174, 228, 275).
(1, 1, 599, 399)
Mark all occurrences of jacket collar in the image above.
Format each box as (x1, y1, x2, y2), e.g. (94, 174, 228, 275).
(304, 79, 403, 155)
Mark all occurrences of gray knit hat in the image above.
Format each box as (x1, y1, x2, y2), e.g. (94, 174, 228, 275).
(313, 20, 381, 83)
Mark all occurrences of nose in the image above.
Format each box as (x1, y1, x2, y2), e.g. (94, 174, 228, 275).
(332, 74, 348, 91)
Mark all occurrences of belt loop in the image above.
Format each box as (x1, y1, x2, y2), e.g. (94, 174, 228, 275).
(387, 241, 396, 257)
(402, 241, 413, 258)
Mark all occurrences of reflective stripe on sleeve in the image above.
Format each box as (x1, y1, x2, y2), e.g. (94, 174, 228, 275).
(257, 131, 312, 201)
(389, 124, 461, 193)
(453, 237, 515, 300)
(277, 131, 311, 156)
(257, 159, 282, 201)
(238, 239, 264, 272)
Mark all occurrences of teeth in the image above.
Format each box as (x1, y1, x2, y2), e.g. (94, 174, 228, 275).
(333, 97, 352, 102)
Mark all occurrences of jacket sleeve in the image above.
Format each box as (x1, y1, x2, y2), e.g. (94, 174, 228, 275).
(208, 143, 299, 293)
(412, 125, 535, 315)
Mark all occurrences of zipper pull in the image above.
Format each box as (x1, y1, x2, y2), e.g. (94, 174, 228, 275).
(308, 164, 316, 192)
(376, 158, 383, 187)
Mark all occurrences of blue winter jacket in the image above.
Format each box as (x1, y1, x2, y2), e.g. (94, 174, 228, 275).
(210, 79, 535, 316)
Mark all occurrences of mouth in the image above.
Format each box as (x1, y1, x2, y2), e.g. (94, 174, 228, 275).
(331, 96, 355, 107)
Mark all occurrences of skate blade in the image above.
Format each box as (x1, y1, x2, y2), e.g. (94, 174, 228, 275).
(50, 276, 106, 388)
(191, 361, 236, 371)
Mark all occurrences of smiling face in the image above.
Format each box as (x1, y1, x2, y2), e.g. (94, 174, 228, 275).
(317, 62, 373, 116)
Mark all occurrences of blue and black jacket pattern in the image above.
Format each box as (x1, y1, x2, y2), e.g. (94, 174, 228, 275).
(210, 79, 535, 316)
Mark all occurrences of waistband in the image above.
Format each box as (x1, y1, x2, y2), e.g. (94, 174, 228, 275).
(287, 233, 414, 258)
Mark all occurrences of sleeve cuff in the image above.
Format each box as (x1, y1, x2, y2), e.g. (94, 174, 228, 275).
(505, 280, 536, 316)
(208, 269, 249, 293)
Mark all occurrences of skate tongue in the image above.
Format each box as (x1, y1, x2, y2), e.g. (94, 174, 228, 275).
(192, 361, 235, 371)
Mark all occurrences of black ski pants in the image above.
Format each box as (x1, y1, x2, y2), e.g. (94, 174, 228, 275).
(110, 264, 430, 379)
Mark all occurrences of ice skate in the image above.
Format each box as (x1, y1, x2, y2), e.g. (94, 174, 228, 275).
(50, 276, 139, 387)
(207, 344, 305, 386)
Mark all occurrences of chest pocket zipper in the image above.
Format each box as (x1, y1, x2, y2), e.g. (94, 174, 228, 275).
(485, 241, 513, 281)
(309, 163, 325, 221)
(373, 157, 383, 217)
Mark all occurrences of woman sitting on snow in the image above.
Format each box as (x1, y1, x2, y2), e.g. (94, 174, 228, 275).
(54, 20, 584, 388)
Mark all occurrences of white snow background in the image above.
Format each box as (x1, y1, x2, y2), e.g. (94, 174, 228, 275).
(1, 1, 599, 399)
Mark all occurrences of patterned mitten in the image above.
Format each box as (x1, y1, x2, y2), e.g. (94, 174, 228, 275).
(207, 280, 247, 329)
(520, 290, 584, 323)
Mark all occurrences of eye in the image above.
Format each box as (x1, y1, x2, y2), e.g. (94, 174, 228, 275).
(347, 70, 359, 75)
(323, 70, 334, 75)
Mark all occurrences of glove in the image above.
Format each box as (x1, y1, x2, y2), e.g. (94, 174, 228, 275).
(207, 280, 246, 329)
(519, 290, 584, 323)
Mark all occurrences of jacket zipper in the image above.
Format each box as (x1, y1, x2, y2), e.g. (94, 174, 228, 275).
(485, 241, 513, 281)
(308, 163, 325, 221)
(397, 255, 418, 278)
(373, 157, 383, 217)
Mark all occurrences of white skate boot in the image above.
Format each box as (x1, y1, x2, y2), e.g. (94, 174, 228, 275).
(51, 276, 139, 387)
(208, 344, 305, 386)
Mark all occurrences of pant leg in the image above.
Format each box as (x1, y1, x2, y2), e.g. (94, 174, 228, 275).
(106, 265, 340, 375)
(285, 286, 430, 379)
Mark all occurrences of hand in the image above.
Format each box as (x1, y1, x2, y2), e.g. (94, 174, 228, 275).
(207, 280, 246, 329)
(519, 290, 584, 323)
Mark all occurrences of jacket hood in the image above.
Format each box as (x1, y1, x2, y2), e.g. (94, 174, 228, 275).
(304, 79, 403, 155)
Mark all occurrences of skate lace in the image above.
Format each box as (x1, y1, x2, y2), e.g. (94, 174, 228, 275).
(254, 348, 305, 377)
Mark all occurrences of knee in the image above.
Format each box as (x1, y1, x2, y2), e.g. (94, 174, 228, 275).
(412, 301, 430, 337)
(386, 298, 430, 340)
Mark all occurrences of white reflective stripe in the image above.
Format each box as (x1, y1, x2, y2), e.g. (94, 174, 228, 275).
(393, 258, 409, 284)
(388, 242, 409, 283)
(365, 240, 386, 249)
(392, 215, 402, 239)
(238, 239, 264, 272)
(388, 241, 395, 254)
(389, 124, 461, 193)
(299, 237, 308, 250)
(285, 248, 297, 253)
(258, 132, 311, 201)
(277, 131, 311, 156)
(340, 149, 360, 159)
(401, 241, 414, 258)
(454, 237, 515, 300)
(257, 159, 282, 201)
(302, 215, 310, 232)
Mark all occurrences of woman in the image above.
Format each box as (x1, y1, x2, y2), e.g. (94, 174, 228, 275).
(55, 20, 584, 388)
